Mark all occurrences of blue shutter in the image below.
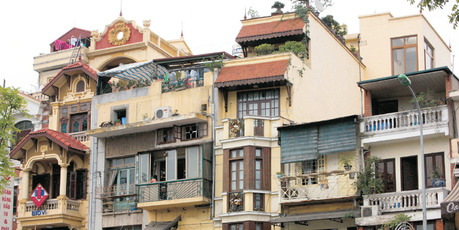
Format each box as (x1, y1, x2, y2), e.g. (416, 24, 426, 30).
(280, 127, 318, 163)
(318, 120, 357, 155)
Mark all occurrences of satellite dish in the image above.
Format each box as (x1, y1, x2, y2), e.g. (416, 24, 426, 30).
(315, 0, 325, 12)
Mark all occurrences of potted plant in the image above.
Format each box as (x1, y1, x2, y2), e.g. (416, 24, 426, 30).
(339, 154, 354, 171)
(272, 1, 285, 14)
(431, 166, 445, 187)
(114, 119, 121, 126)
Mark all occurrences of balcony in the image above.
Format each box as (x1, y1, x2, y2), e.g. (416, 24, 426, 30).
(69, 131, 89, 146)
(137, 178, 212, 210)
(161, 67, 206, 93)
(219, 116, 280, 144)
(18, 198, 83, 227)
(360, 105, 450, 146)
(33, 46, 89, 72)
(279, 170, 357, 204)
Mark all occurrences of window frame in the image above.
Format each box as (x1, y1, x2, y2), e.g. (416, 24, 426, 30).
(237, 89, 280, 118)
(157, 127, 175, 144)
(391, 35, 418, 75)
(424, 39, 434, 70)
(253, 193, 264, 211)
(230, 149, 244, 192)
(378, 158, 396, 193)
(425, 152, 445, 188)
(76, 80, 85, 92)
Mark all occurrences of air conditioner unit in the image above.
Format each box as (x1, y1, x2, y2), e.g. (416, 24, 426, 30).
(155, 106, 172, 119)
(361, 205, 380, 217)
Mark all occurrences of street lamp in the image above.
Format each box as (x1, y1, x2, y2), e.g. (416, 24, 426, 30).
(398, 74, 426, 230)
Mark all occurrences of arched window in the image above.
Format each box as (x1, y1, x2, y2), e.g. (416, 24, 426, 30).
(15, 120, 33, 130)
(76, 80, 85, 92)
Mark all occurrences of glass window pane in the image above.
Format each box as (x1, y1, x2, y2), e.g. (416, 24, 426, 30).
(256, 149, 261, 157)
(125, 157, 135, 166)
(256, 161, 261, 170)
(232, 181, 236, 190)
(406, 47, 417, 73)
(187, 146, 200, 178)
(239, 181, 244, 189)
(112, 158, 123, 168)
(140, 154, 149, 183)
(166, 150, 176, 181)
(392, 38, 404, 46)
(406, 36, 417, 45)
(393, 49, 405, 75)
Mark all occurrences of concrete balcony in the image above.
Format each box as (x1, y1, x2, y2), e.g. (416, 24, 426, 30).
(137, 178, 211, 210)
(18, 198, 83, 228)
(360, 105, 450, 147)
(217, 116, 281, 145)
(69, 131, 89, 147)
(278, 170, 357, 204)
(33, 46, 89, 72)
(356, 187, 448, 226)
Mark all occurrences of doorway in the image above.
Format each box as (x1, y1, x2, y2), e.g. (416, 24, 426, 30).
(401, 156, 418, 191)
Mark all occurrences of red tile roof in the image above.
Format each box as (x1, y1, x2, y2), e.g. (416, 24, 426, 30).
(51, 27, 91, 45)
(10, 128, 88, 158)
(214, 59, 289, 88)
(236, 18, 305, 43)
(42, 61, 98, 96)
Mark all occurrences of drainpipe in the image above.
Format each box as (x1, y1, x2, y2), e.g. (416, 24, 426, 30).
(88, 137, 98, 230)
(358, 34, 363, 118)
(211, 68, 220, 220)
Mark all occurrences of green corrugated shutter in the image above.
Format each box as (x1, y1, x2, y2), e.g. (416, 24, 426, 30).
(280, 117, 357, 163)
(280, 127, 318, 163)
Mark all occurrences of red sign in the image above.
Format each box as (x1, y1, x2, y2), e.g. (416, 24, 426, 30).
(30, 184, 49, 208)
(1, 175, 13, 230)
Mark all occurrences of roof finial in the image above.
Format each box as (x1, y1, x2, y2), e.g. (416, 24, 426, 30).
(120, 0, 123, 16)
(244, 7, 247, 20)
(181, 21, 184, 38)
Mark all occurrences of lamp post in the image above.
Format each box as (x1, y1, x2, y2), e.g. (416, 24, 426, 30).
(398, 74, 426, 230)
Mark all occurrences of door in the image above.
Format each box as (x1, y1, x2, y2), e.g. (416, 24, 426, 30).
(401, 156, 418, 191)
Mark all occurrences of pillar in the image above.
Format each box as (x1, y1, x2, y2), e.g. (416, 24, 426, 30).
(59, 163, 69, 197)
(21, 169, 30, 200)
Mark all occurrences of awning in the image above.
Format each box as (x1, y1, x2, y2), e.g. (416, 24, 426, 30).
(271, 210, 359, 224)
(145, 216, 181, 230)
(441, 183, 458, 215)
(98, 60, 169, 83)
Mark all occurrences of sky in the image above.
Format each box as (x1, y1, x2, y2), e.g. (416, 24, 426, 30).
(0, 0, 458, 92)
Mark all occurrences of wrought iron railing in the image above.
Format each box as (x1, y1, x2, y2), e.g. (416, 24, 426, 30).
(97, 184, 136, 197)
(102, 198, 138, 213)
(138, 178, 211, 203)
(228, 192, 244, 212)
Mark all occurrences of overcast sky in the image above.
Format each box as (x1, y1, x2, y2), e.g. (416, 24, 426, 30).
(1, 0, 458, 92)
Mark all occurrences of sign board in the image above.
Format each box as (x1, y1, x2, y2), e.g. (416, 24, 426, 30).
(0, 176, 14, 230)
(30, 183, 48, 209)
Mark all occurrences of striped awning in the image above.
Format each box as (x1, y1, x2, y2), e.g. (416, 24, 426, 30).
(98, 60, 169, 82)
(441, 182, 459, 215)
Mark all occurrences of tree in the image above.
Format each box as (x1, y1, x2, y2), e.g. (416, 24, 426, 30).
(408, 0, 459, 28)
(321, 15, 347, 38)
(279, 41, 307, 57)
(355, 156, 384, 195)
(0, 87, 27, 192)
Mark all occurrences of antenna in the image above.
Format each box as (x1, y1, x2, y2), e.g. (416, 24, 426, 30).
(120, 0, 123, 16)
(315, 0, 325, 12)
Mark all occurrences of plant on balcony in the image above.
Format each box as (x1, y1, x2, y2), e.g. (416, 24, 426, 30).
(410, 88, 443, 108)
(339, 154, 354, 171)
(272, 1, 285, 13)
(383, 213, 411, 229)
(254, 43, 275, 56)
(114, 119, 121, 126)
(355, 156, 384, 195)
(279, 41, 307, 58)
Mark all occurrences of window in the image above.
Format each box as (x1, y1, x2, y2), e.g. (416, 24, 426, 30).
(230, 149, 244, 191)
(70, 113, 89, 133)
(15, 120, 33, 145)
(425, 152, 445, 188)
(392, 35, 417, 75)
(424, 39, 434, 69)
(237, 89, 280, 118)
(229, 223, 244, 230)
(157, 128, 175, 144)
(76, 80, 85, 92)
(180, 123, 208, 141)
(108, 157, 135, 197)
(253, 193, 264, 211)
(67, 162, 88, 200)
(378, 158, 396, 192)
(255, 148, 262, 189)
(61, 122, 67, 133)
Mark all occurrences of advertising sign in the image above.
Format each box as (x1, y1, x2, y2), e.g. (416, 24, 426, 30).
(30, 183, 48, 209)
(0, 176, 14, 230)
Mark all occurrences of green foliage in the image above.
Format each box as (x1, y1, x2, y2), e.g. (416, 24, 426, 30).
(321, 15, 347, 38)
(203, 54, 225, 70)
(111, 79, 150, 92)
(279, 41, 307, 57)
(254, 43, 275, 56)
(355, 156, 384, 195)
(410, 89, 441, 108)
(247, 7, 259, 19)
(0, 87, 27, 192)
(408, 0, 459, 28)
(383, 214, 411, 229)
(272, 1, 285, 10)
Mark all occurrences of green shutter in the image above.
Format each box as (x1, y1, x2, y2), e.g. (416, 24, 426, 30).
(280, 126, 318, 163)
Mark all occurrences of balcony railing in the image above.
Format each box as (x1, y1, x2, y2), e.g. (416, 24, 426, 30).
(222, 116, 278, 141)
(161, 67, 206, 93)
(138, 178, 211, 203)
(69, 131, 88, 143)
(363, 187, 448, 213)
(97, 184, 137, 198)
(279, 170, 357, 203)
(102, 198, 138, 213)
(22, 198, 81, 217)
(361, 105, 448, 134)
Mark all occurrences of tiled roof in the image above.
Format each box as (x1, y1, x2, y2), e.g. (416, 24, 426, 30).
(236, 18, 305, 43)
(214, 59, 289, 88)
(51, 27, 91, 44)
(42, 61, 98, 96)
(10, 129, 88, 158)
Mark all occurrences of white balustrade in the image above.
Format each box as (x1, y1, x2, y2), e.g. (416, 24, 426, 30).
(361, 105, 447, 134)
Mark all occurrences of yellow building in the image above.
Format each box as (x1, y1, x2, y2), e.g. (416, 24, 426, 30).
(213, 11, 362, 229)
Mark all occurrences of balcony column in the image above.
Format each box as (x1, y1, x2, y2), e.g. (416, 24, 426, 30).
(59, 163, 69, 197)
(21, 169, 31, 201)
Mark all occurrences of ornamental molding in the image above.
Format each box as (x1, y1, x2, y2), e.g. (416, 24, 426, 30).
(94, 16, 143, 43)
(108, 22, 131, 46)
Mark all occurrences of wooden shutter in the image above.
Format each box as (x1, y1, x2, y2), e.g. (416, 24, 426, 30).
(262, 147, 271, 191)
(69, 171, 77, 199)
(244, 146, 254, 190)
(223, 149, 229, 193)
(199, 123, 208, 137)
(222, 224, 228, 230)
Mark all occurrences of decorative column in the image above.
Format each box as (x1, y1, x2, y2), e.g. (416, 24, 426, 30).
(21, 169, 30, 201)
(59, 163, 69, 197)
